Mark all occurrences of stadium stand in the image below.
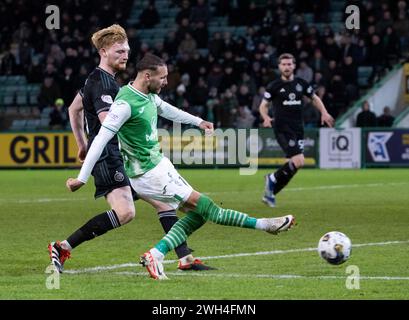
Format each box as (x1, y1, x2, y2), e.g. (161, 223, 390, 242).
(0, 0, 408, 131)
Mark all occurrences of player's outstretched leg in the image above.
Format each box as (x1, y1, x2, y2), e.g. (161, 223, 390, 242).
(140, 194, 295, 279)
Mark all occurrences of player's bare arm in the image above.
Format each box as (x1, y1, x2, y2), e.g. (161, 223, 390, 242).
(311, 94, 335, 127)
(259, 99, 273, 127)
(69, 93, 88, 162)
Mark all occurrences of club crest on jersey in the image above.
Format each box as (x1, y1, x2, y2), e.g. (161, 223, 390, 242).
(114, 171, 125, 182)
(296, 83, 303, 92)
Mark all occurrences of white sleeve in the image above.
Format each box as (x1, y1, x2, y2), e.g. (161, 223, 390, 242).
(154, 95, 203, 126)
(101, 99, 132, 133)
(77, 100, 131, 183)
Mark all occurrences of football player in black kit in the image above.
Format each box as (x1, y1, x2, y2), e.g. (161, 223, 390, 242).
(48, 25, 212, 272)
(259, 53, 334, 207)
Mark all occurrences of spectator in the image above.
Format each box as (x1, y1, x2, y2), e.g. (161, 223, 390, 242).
(237, 84, 252, 108)
(58, 66, 76, 107)
(208, 32, 224, 58)
(207, 64, 224, 89)
(376, 10, 394, 35)
(165, 63, 181, 93)
(0, 48, 17, 75)
(341, 34, 359, 60)
(190, 0, 210, 25)
(26, 56, 43, 83)
(328, 74, 347, 115)
(383, 26, 401, 59)
(236, 105, 255, 128)
(394, 11, 409, 53)
(377, 106, 395, 127)
(163, 31, 178, 57)
(49, 98, 67, 130)
(310, 48, 329, 75)
(342, 56, 358, 100)
(206, 86, 220, 123)
(176, 0, 192, 25)
(175, 18, 193, 43)
(192, 21, 209, 49)
(246, 1, 263, 26)
(322, 36, 341, 62)
(316, 85, 335, 119)
(217, 89, 238, 127)
(356, 101, 377, 127)
(178, 33, 197, 57)
(367, 34, 386, 83)
(190, 77, 208, 109)
(38, 77, 62, 111)
(138, 2, 160, 28)
(296, 60, 314, 83)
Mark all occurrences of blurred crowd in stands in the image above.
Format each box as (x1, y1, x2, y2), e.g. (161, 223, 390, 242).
(0, 0, 407, 130)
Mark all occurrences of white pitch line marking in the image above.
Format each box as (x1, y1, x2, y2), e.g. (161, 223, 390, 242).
(3, 181, 408, 204)
(0, 197, 88, 204)
(205, 181, 409, 195)
(64, 240, 409, 275)
(113, 271, 409, 281)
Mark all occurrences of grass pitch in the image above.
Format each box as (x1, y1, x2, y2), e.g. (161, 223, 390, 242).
(0, 168, 408, 300)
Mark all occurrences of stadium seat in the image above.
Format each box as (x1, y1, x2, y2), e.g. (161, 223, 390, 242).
(16, 92, 28, 106)
(10, 119, 27, 131)
(25, 119, 40, 130)
(3, 94, 15, 106)
(39, 118, 50, 129)
(358, 66, 373, 87)
(29, 92, 38, 105)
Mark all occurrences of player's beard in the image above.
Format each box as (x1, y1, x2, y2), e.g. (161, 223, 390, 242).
(282, 70, 293, 79)
(148, 82, 162, 94)
(111, 60, 127, 73)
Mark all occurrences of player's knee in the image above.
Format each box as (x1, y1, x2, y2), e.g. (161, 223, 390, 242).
(116, 207, 135, 225)
(292, 156, 304, 168)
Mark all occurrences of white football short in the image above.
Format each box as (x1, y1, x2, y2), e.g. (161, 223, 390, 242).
(129, 157, 193, 209)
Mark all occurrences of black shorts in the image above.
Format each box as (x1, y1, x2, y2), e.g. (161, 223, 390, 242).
(91, 147, 138, 200)
(274, 125, 304, 158)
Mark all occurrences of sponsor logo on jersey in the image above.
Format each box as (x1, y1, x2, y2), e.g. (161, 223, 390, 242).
(101, 95, 114, 104)
(296, 83, 303, 92)
(280, 88, 286, 93)
(146, 117, 158, 141)
(283, 92, 301, 106)
(264, 92, 272, 100)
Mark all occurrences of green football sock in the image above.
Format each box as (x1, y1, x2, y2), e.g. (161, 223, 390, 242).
(195, 194, 257, 228)
(154, 194, 257, 255)
(155, 211, 205, 255)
